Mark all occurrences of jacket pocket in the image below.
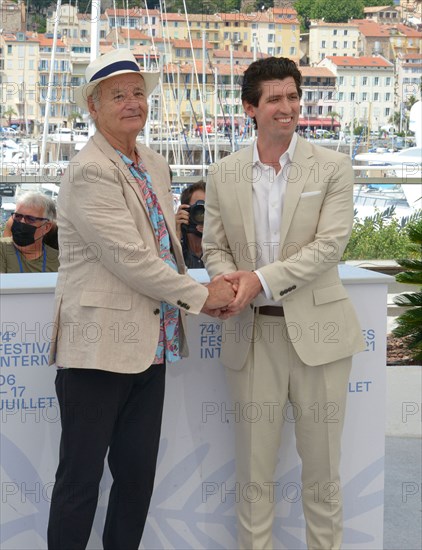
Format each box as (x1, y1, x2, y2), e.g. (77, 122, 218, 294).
(80, 290, 132, 310)
(313, 284, 348, 306)
(300, 190, 322, 198)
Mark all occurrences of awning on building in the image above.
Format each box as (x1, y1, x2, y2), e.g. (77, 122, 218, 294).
(298, 117, 340, 128)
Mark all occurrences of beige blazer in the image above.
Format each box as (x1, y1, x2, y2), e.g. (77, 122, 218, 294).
(202, 136, 366, 369)
(50, 132, 208, 373)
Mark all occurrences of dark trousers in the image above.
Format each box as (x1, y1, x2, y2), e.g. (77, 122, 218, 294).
(47, 364, 166, 550)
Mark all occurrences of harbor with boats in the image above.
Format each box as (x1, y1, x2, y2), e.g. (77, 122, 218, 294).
(1, 96, 421, 223)
(1, 134, 421, 227)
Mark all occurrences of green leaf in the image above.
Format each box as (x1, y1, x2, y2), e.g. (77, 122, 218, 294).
(395, 272, 422, 285)
(394, 292, 422, 307)
(396, 259, 422, 270)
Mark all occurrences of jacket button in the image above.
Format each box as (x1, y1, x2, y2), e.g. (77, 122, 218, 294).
(153, 308, 160, 315)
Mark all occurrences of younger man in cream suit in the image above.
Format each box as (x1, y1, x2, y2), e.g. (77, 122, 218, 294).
(202, 57, 365, 549)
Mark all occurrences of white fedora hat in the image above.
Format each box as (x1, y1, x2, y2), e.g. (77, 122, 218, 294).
(74, 48, 159, 111)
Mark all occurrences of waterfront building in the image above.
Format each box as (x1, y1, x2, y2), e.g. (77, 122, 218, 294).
(319, 55, 395, 133)
(309, 21, 361, 65)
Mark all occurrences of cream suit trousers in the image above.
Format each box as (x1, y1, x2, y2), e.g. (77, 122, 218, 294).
(225, 313, 352, 550)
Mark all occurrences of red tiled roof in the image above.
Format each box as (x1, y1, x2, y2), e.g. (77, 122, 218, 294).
(2, 32, 39, 43)
(172, 39, 212, 49)
(389, 23, 422, 37)
(300, 67, 335, 78)
(272, 7, 298, 16)
(161, 13, 186, 22)
(398, 52, 422, 60)
(326, 55, 393, 67)
(38, 34, 66, 47)
(356, 20, 422, 38)
(356, 20, 391, 37)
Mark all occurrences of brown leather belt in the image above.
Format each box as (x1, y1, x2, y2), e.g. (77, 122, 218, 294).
(254, 306, 284, 317)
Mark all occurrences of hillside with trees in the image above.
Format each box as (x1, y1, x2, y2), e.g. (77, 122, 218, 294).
(23, 0, 395, 19)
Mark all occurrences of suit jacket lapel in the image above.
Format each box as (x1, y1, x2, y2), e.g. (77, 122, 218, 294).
(233, 146, 256, 256)
(139, 145, 173, 224)
(92, 132, 148, 217)
(279, 136, 315, 249)
(91, 133, 185, 269)
(92, 134, 173, 236)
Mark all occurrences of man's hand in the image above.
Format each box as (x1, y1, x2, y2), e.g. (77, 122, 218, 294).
(218, 271, 262, 318)
(175, 204, 190, 240)
(202, 275, 235, 313)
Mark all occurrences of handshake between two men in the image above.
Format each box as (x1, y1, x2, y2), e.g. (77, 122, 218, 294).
(201, 271, 263, 319)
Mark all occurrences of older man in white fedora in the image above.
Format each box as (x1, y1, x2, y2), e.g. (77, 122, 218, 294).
(47, 48, 234, 550)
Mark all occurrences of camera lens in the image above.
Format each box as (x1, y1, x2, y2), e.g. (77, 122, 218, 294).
(189, 200, 205, 225)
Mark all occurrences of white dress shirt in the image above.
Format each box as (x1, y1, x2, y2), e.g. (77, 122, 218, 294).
(253, 133, 298, 306)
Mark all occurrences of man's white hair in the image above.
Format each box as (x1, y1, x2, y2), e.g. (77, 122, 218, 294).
(16, 192, 57, 220)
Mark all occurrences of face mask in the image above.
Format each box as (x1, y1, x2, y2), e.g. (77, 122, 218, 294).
(11, 220, 38, 247)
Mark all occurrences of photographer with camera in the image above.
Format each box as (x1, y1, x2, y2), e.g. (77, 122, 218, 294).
(175, 181, 206, 269)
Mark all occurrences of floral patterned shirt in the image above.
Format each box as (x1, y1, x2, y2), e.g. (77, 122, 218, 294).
(117, 150, 180, 364)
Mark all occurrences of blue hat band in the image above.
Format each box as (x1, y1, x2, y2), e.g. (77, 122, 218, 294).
(90, 60, 140, 82)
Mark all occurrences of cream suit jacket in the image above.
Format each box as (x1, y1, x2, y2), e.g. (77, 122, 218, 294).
(202, 135, 366, 370)
(50, 132, 208, 373)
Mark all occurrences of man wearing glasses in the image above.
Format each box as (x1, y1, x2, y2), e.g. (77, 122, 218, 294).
(0, 192, 59, 273)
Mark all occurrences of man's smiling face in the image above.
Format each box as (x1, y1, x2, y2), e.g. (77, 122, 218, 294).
(243, 77, 300, 143)
(88, 73, 148, 140)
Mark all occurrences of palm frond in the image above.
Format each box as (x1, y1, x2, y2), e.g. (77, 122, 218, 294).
(394, 292, 422, 307)
(396, 259, 422, 271)
(395, 272, 422, 285)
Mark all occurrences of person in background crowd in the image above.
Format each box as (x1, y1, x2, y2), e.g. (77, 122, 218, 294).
(175, 181, 206, 269)
(47, 48, 234, 550)
(0, 192, 59, 273)
(2, 211, 59, 250)
(202, 56, 365, 550)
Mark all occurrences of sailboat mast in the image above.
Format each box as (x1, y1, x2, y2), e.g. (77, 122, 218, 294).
(202, 30, 206, 175)
(40, 0, 62, 168)
(91, 0, 100, 61)
(230, 43, 235, 153)
(214, 66, 218, 163)
(87, 0, 101, 138)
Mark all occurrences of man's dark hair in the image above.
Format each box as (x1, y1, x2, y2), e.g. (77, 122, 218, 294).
(180, 181, 206, 206)
(241, 57, 302, 129)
